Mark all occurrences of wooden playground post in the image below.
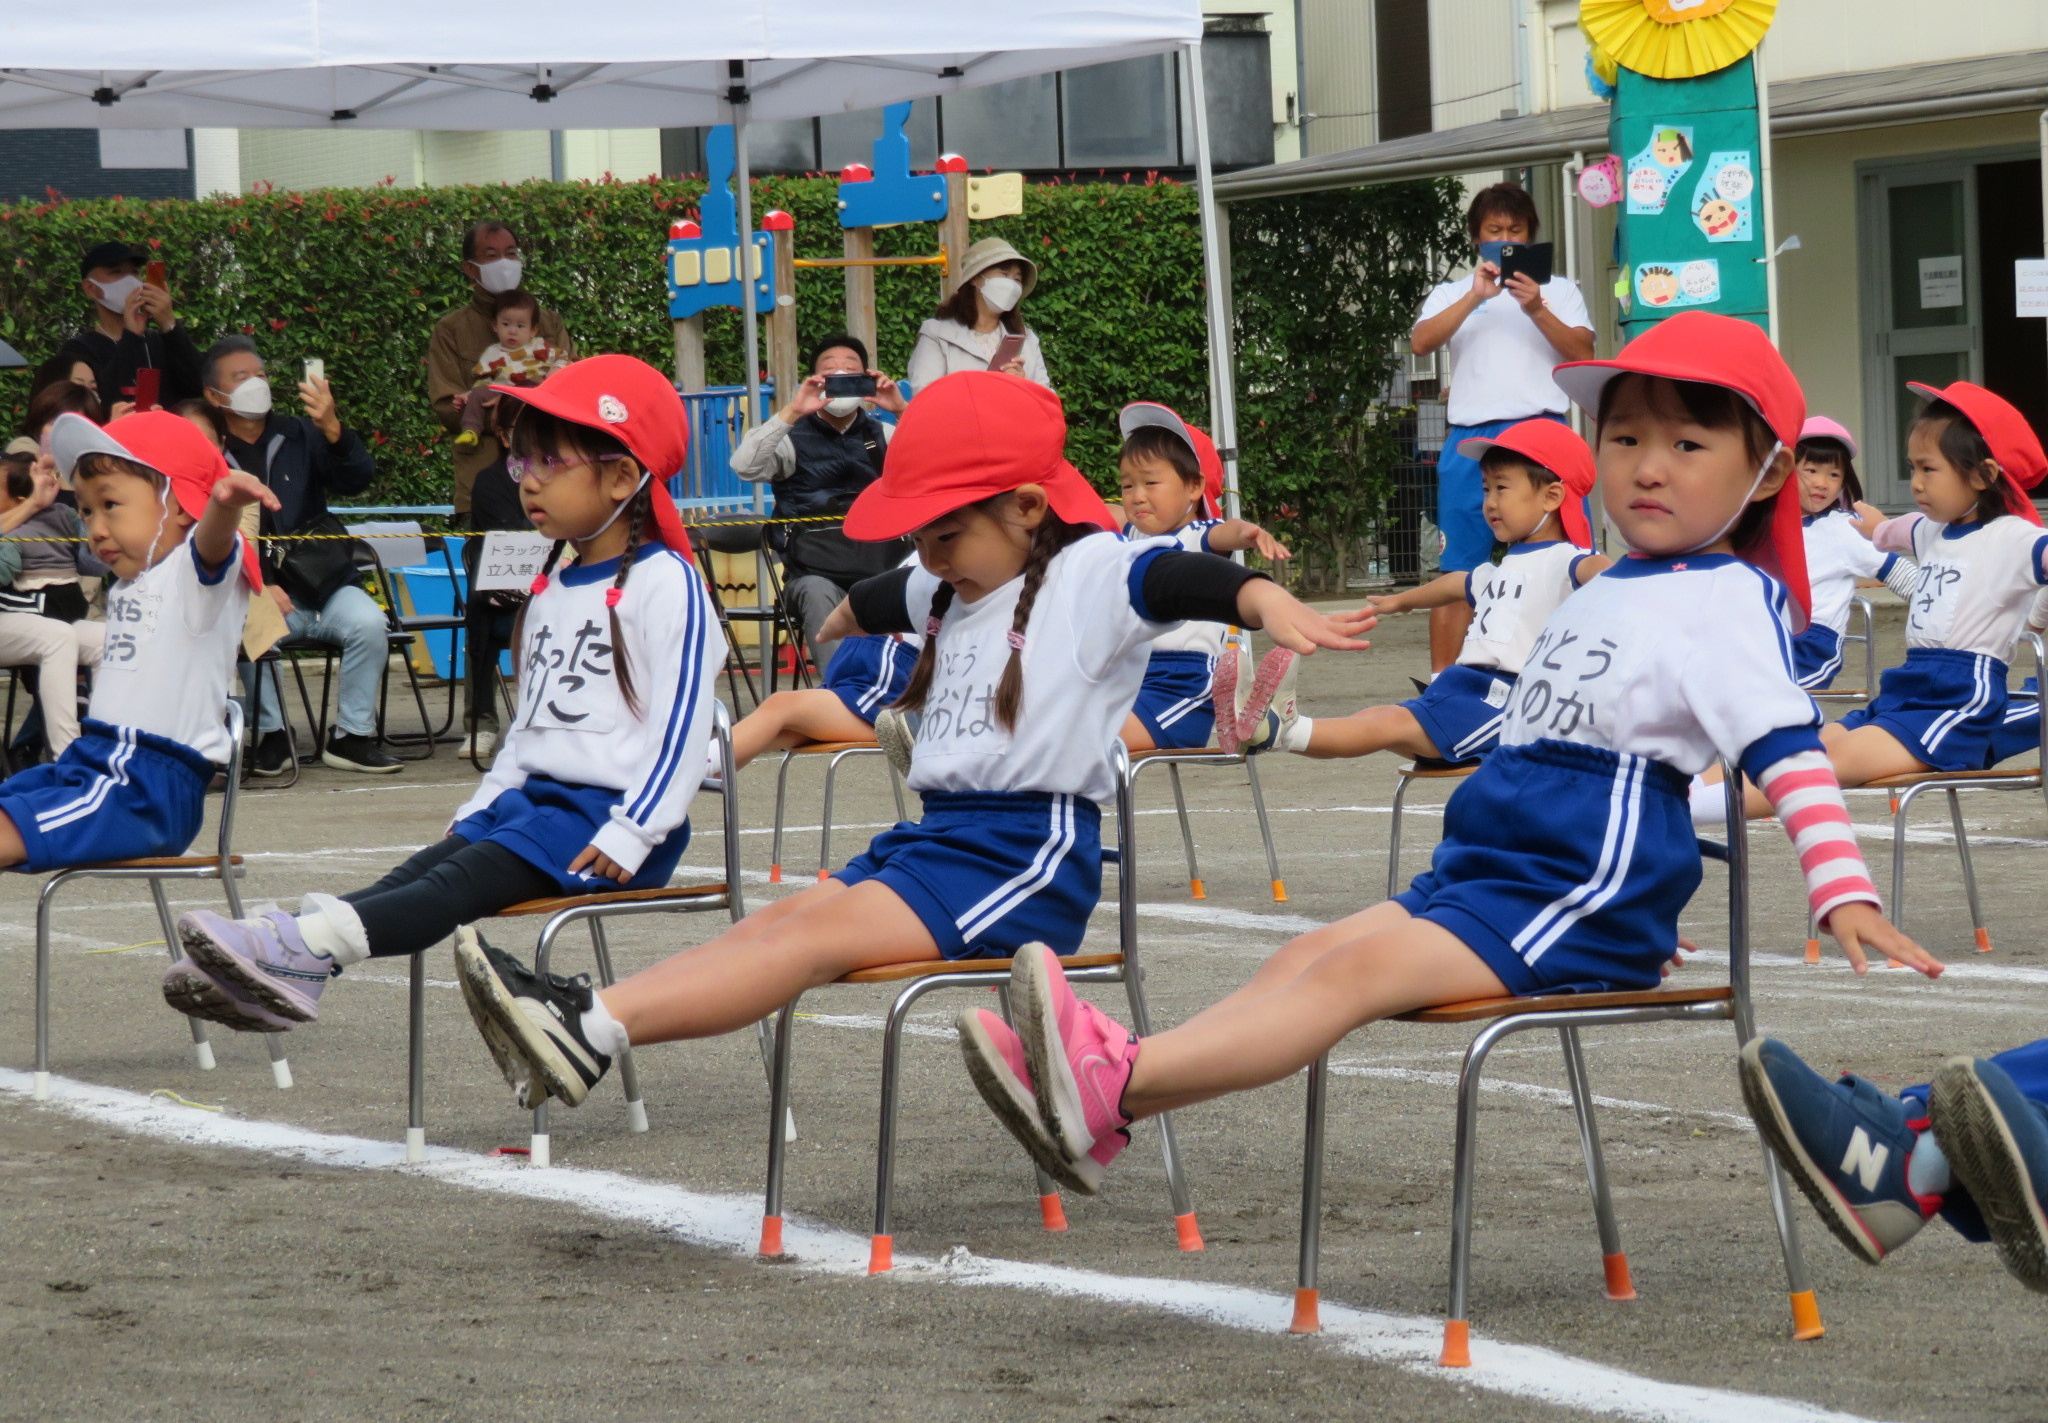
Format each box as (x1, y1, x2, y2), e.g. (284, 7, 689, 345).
(843, 226, 878, 357)
(672, 314, 706, 392)
(939, 170, 970, 299)
(767, 219, 800, 406)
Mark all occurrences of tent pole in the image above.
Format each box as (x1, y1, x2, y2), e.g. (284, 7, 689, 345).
(732, 60, 766, 518)
(1183, 40, 1243, 524)
(1755, 40, 1780, 343)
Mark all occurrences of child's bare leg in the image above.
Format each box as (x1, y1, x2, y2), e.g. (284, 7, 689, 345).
(600, 879, 937, 1045)
(1176, 900, 1415, 1029)
(1728, 722, 1929, 819)
(1123, 912, 1505, 1118)
(1120, 714, 1157, 754)
(731, 688, 875, 768)
(1297, 704, 1441, 760)
(0, 809, 24, 869)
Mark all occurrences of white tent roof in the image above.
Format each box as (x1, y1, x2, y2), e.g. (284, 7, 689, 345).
(0, 1, 1201, 128)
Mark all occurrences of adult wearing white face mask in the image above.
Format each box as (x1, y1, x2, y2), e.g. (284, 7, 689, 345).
(427, 220, 574, 522)
(73, 240, 204, 408)
(905, 237, 1051, 391)
(730, 333, 910, 670)
(203, 335, 392, 778)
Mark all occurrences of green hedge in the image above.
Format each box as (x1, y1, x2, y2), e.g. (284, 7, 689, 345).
(0, 174, 1461, 580)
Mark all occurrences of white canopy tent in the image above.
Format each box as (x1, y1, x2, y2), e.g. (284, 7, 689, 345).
(0, 0, 1246, 516)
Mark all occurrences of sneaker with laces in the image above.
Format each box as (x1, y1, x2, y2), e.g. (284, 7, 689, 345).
(454, 929, 611, 1109)
(1211, 641, 1254, 754)
(458, 726, 498, 762)
(1930, 1056, 2048, 1292)
(874, 707, 921, 780)
(1009, 943, 1138, 1195)
(161, 961, 298, 1033)
(176, 908, 333, 1025)
(250, 729, 294, 778)
(1738, 1037, 1938, 1264)
(957, 1008, 1078, 1181)
(322, 731, 403, 774)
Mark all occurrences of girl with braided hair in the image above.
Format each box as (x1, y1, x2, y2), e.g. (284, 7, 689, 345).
(165, 356, 727, 1038)
(455, 371, 1372, 1112)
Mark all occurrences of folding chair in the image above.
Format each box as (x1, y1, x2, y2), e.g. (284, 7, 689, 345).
(1810, 594, 1879, 704)
(239, 650, 302, 789)
(1291, 763, 1822, 1365)
(1384, 760, 1479, 897)
(360, 523, 466, 755)
(768, 741, 908, 883)
(1861, 630, 2047, 957)
(1125, 747, 1287, 902)
(758, 739, 1200, 1274)
(690, 522, 814, 710)
(401, 701, 757, 1166)
(30, 704, 295, 1098)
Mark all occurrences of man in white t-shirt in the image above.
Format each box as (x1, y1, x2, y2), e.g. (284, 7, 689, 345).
(1412, 183, 1595, 671)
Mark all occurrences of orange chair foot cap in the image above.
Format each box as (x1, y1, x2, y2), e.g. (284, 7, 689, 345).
(817, 868, 830, 882)
(758, 1216, 784, 1257)
(1975, 927, 1993, 953)
(868, 1235, 893, 1274)
(768, 865, 783, 884)
(1039, 1193, 1069, 1232)
(1174, 1212, 1205, 1252)
(1439, 1320, 1472, 1368)
(1271, 880, 1289, 904)
(1803, 938, 1821, 965)
(1602, 1251, 1637, 1301)
(1789, 1289, 1825, 1340)
(1189, 879, 1206, 901)
(1289, 1288, 1320, 1334)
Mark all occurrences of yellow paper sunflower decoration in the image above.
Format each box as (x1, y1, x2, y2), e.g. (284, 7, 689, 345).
(1578, 0, 1776, 79)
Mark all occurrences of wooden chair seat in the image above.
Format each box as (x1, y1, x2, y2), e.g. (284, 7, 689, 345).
(75, 854, 243, 871)
(1864, 765, 2041, 789)
(1398, 762, 1480, 780)
(838, 952, 1124, 985)
(1397, 984, 1731, 1024)
(492, 882, 731, 918)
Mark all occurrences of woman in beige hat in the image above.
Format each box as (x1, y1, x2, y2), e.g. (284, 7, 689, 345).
(905, 236, 1051, 390)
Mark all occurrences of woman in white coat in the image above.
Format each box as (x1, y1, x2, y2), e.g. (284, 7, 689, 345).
(905, 237, 1052, 391)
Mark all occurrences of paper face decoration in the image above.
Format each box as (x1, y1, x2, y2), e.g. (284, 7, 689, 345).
(1635, 258, 1722, 309)
(1577, 155, 1623, 207)
(1627, 125, 1694, 215)
(1689, 151, 1755, 242)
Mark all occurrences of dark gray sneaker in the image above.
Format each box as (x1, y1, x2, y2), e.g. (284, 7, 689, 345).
(874, 707, 921, 780)
(321, 731, 402, 774)
(1930, 1056, 2048, 1293)
(454, 927, 611, 1109)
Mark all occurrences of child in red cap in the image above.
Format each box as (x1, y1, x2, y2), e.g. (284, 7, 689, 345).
(165, 355, 729, 1043)
(455, 370, 1368, 1130)
(1113, 401, 1293, 754)
(956, 314, 1936, 1259)
(1789, 416, 1920, 691)
(0, 411, 272, 873)
(1249, 418, 1608, 765)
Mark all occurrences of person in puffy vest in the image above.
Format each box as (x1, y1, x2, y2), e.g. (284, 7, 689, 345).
(730, 333, 910, 671)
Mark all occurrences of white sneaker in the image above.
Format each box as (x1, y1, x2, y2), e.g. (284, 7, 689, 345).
(459, 727, 498, 761)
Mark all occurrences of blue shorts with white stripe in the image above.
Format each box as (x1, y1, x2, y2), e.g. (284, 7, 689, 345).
(1790, 623, 1843, 690)
(1132, 649, 1216, 749)
(1400, 663, 1515, 762)
(1394, 738, 1696, 996)
(824, 635, 916, 726)
(450, 773, 691, 895)
(0, 719, 212, 874)
(833, 790, 1101, 960)
(1838, 646, 2008, 772)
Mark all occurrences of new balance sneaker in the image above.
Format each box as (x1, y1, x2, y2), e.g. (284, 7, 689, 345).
(1009, 943, 1138, 1195)
(176, 908, 333, 1025)
(957, 1008, 1075, 1181)
(454, 929, 611, 1109)
(161, 961, 298, 1033)
(1211, 640, 1254, 754)
(1240, 651, 1300, 755)
(1738, 1037, 1938, 1264)
(874, 707, 921, 780)
(1930, 1056, 2048, 1292)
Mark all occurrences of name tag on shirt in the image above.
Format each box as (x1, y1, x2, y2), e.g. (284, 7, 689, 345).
(515, 616, 621, 734)
(100, 583, 161, 674)
(1906, 559, 1964, 643)
(1469, 566, 1528, 647)
(475, 531, 555, 593)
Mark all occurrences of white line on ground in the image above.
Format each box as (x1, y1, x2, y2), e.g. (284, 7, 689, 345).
(0, 1069, 1893, 1423)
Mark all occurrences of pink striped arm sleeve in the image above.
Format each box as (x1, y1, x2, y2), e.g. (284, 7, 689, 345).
(1870, 515, 1919, 555)
(1756, 750, 1879, 926)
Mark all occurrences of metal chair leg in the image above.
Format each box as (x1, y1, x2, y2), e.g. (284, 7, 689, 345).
(1165, 762, 1203, 899)
(1559, 1025, 1634, 1300)
(529, 916, 566, 1166)
(1441, 1018, 1517, 1367)
(406, 951, 427, 1161)
(1947, 788, 1991, 952)
(34, 873, 69, 1097)
(999, 984, 1067, 1231)
(868, 979, 925, 1274)
(819, 749, 844, 881)
(1292, 1052, 1330, 1333)
(147, 880, 216, 1072)
(760, 999, 800, 1256)
(1119, 959, 1201, 1251)
(589, 919, 648, 1132)
(1386, 771, 1415, 899)
(1244, 755, 1286, 902)
(888, 760, 909, 822)
(770, 749, 794, 883)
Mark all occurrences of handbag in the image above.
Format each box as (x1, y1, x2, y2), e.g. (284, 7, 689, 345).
(272, 513, 367, 609)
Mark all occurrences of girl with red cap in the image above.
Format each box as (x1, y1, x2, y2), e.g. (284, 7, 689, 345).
(1114, 401, 1293, 753)
(957, 312, 1937, 1217)
(1789, 416, 1919, 691)
(165, 355, 729, 1042)
(452, 369, 1368, 1114)
(1246, 418, 1607, 765)
(0, 411, 272, 874)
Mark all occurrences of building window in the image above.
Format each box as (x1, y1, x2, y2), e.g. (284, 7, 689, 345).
(1376, 0, 1433, 141)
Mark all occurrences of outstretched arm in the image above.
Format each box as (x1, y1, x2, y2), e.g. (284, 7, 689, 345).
(1234, 579, 1374, 654)
(1368, 569, 1467, 615)
(195, 471, 279, 572)
(1203, 518, 1291, 563)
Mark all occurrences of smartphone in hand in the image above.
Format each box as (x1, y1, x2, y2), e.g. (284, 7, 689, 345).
(988, 332, 1027, 371)
(303, 357, 326, 383)
(144, 260, 167, 290)
(132, 367, 161, 412)
(1496, 242, 1555, 286)
(822, 372, 875, 398)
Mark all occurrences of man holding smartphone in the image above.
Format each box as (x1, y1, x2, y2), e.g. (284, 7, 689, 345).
(73, 240, 205, 409)
(730, 333, 910, 671)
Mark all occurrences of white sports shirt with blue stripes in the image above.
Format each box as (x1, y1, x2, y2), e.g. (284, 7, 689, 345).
(89, 535, 251, 765)
(1892, 513, 2048, 659)
(453, 545, 728, 876)
(1803, 509, 1901, 636)
(1459, 541, 1591, 675)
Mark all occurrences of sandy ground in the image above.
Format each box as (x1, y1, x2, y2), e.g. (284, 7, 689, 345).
(3, 592, 2046, 1422)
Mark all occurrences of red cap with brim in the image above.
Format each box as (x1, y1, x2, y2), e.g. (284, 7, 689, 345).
(51, 410, 262, 589)
(846, 371, 1116, 540)
(1905, 381, 2046, 526)
(1552, 311, 1811, 630)
(1455, 418, 1596, 549)
(1119, 401, 1225, 519)
(494, 353, 694, 554)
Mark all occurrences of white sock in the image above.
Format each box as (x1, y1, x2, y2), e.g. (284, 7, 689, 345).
(1277, 715, 1315, 754)
(579, 992, 630, 1058)
(296, 892, 371, 967)
(1688, 777, 1728, 827)
(1907, 1131, 1952, 1198)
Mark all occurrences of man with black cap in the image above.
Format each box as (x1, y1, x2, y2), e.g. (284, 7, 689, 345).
(729, 333, 909, 671)
(73, 240, 204, 407)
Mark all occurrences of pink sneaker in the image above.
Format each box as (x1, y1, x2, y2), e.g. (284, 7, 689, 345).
(1234, 648, 1297, 750)
(1009, 944, 1137, 1195)
(1211, 641, 1251, 754)
(957, 1008, 1077, 1185)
